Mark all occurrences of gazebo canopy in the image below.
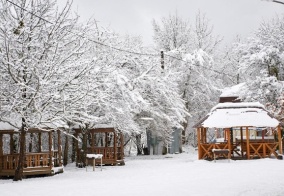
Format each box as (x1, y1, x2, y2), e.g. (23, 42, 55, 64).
(197, 102, 279, 128)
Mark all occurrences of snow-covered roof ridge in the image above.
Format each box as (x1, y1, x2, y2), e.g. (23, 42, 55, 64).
(220, 82, 246, 97)
(210, 102, 264, 112)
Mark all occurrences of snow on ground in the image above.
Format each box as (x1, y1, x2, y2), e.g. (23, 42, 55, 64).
(1, 147, 284, 196)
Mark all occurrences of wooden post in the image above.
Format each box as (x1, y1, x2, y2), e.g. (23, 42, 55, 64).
(240, 127, 244, 158)
(120, 132, 124, 158)
(204, 128, 207, 143)
(278, 125, 283, 155)
(10, 133, 14, 154)
(48, 131, 53, 169)
(38, 132, 42, 152)
(91, 131, 95, 154)
(201, 128, 205, 143)
(246, 127, 250, 159)
(0, 134, 3, 157)
(227, 129, 231, 159)
(57, 130, 62, 166)
(114, 131, 117, 165)
(197, 128, 201, 159)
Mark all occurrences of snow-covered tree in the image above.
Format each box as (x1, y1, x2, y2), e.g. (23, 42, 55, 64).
(152, 12, 223, 146)
(192, 10, 222, 54)
(0, 0, 95, 180)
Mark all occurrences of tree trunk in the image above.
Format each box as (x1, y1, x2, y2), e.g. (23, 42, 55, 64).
(13, 122, 26, 181)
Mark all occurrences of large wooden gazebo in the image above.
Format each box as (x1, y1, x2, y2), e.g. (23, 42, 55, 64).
(74, 126, 125, 166)
(194, 102, 283, 160)
(0, 124, 63, 177)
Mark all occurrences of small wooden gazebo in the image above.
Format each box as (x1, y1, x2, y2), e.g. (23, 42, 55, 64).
(74, 126, 125, 166)
(194, 102, 283, 160)
(0, 124, 63, 177)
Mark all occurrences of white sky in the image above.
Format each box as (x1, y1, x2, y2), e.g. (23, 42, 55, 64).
(60, 0, 284, 47)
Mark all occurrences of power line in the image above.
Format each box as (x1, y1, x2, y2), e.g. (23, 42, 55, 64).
(6, 0, 234, 78)
(164, 53, 235, 77)
(6, 0, 159, 57)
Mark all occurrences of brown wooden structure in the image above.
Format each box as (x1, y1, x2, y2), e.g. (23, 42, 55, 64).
(0, 128, 63, 177)
(196, 127, 282, 160)
(74, 127, 125, 166)
(194, 102, 283, 160)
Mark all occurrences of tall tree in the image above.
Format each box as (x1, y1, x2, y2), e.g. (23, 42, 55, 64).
(0, 0, 92, 180)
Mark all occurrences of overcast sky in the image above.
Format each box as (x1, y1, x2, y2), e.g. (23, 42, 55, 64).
(61, 0, 284, 48)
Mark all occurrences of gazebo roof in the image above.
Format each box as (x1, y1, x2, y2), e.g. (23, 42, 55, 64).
(194, 102, 279, 128)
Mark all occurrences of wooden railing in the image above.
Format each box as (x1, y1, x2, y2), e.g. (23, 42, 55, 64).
(241, 142, 279, 158)
(0, 153, 49, 171)
(199, 141, 279, 160)
(77, 146, 123, 165)
(0, 151, 60, 171)
(199, 143, 230, 159)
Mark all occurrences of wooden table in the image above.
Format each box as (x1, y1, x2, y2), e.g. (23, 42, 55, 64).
(86, 154, 103, 171)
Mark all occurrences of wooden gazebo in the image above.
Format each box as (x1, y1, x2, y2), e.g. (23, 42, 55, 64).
(74, 127, 125, 166)
(0, 126, 63, 177)
(194, 102, 283, 160)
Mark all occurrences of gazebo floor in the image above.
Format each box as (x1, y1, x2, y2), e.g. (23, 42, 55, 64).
(0, 166, 63, 178)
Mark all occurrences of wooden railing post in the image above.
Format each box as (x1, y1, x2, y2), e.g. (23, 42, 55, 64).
(48, 131, 53, 169)
(278, 125, 283, 155)
(120, 132, 124, 157)
(0, 134, 3, 157)
(57, 130, 62, 167)
(38, 132, 42, 152)
(114, 131, 117, 165)
(227, 129, 231, 159)
(246, 127, 250, 159)
(91, 132, 95, 154)
(197, 128, 201, 159)
(10, 133, 14, 154)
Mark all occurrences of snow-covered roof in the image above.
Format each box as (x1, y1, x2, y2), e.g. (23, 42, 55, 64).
(197, 102, 279, 128)
(220, 83, 246, 97)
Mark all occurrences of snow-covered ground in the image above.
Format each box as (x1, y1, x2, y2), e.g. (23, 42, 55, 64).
(1, 147, 284, 196)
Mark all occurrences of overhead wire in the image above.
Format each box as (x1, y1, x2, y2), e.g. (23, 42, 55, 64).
(6, 0, 234, 78)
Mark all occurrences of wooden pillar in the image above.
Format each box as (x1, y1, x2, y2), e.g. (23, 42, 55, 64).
(91, 132, 95, 154)
(38, 132, 42, 152)
(278, 125, 283, 155)
(57, 130, 62, 166)
(120, 132, 124, 157)
(48, 131, 53, 169)
(10, 133, 14, 154)
(0, 134, 3, 156)
(240, 127, 244, 157)
(114, 131, 117, 164)
(197, 128, 201, 159)
(246, 127, 250, 159)
(105, 132, 108, 147)
(201, 128, 206, 143)
(227, 129, 231, 159)
(204, 128, 207, 143)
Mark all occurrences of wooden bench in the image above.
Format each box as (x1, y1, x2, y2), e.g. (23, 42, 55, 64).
(212, 149, 230, 162)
